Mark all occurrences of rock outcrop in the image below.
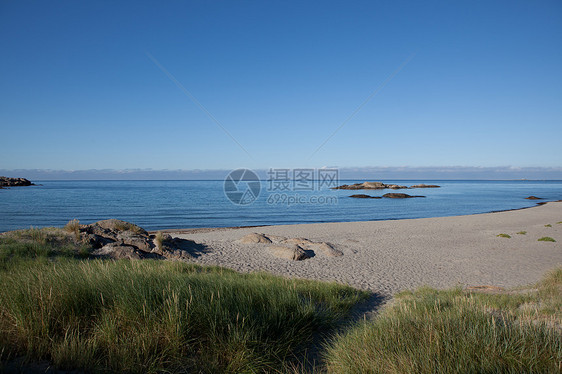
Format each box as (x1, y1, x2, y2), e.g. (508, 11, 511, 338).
(78, 219, 193, 260)
(334, 181, 440, 190)
(237, 233, 272, 244)
(525, 196, 542, 200)
(238, 233, 343, 259)
(349, 194, 381, 199)
(269, 245, 310, 261)
(333, 182, 408, 190)
(0, 177, 34, 188)
(409, 184, 440, 188)
(382, 193, 425, 198)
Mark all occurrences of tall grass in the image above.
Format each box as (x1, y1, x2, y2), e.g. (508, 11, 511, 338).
(0, 227, 91, 268)
(155, 231, 165, 251)
(0, 259, 367, 373)
(324, 269, 562, 373)
(63, 219, 81, 240)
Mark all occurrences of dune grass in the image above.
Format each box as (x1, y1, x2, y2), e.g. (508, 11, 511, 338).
(324, 268, 562, 374)
(155, 230, 165, 251)
(538, 236, 557, 242)
(516, 230, 527, 235)
(0, 259, 367, 373)
(0, 227, 91, 268)
(496, 233, 511, 238)
(63, 219, 81, 239)
(2, 225, 560, 373)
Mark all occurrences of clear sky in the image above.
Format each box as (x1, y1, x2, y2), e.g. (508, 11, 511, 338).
(1, 0, 561, 173)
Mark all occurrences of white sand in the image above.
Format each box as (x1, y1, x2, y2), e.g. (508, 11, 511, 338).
(171, 202, 562, 296)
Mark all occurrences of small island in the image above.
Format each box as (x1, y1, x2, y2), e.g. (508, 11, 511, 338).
(350, 193, 425, 199)
(0, 176, 34, 189)
(333, 181, 440, 190)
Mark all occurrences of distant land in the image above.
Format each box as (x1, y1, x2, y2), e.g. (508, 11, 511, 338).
(1, 166, 561, 181)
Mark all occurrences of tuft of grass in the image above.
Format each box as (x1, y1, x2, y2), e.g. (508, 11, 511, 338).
(113, 221, 144, 234)
(155, 231, 165, 251)
(325, 268, 562, 374)
(538, 237, 556, 242)
(557, 221, 562, 224)
(0, 260, 367, 373)
(516, 231, 527, 235)
(496, 233, 511, 238)
(545, 224, 552, 227)
(63, 219, 81, 240)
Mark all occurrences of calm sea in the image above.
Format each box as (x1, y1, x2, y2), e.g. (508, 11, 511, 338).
(1, 180, 561, 232)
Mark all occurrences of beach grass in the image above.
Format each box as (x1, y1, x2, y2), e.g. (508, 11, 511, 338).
(324, 269, 562, 373)
(1, 225, 560, 373)
(0, 258, 367, 373)
(155, 230, 165, 251)
(545, 224, 553, 227)
(516, 231, 527, 235)
(496, 233, 511, 238)
(0, 227, 91, 268)
(538, 236, 556, 242)
(64, 219, 81, 239)
(112, 220, 145, 234)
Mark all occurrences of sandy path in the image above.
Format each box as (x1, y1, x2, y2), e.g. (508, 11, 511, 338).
(171, 202, 562, 297)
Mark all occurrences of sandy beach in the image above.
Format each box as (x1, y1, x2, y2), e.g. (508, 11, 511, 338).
(170, 202, 562, 296)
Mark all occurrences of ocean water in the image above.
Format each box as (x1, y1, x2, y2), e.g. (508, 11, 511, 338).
(0, 180, 561, 232)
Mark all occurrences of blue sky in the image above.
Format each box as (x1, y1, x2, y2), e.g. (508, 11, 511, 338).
(1, 0, 561, 174)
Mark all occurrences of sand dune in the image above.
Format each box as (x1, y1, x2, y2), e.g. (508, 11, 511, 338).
(171, 202, 562, 296)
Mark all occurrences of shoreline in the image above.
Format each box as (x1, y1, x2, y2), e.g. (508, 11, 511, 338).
(169, 201, 562, 295)
(154, 200, 559, 235)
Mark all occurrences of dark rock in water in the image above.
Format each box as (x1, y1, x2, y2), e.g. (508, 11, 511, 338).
(0, 176, 34, 187)
(525, 196, 542, 200)
(349, 194, 382, 199)
(410, 184, 440, 188)
(382, 193, 425, 198)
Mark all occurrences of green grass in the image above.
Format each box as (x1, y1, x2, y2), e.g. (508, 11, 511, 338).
(538, 236, 557, 242)
(516, 231, 527, 235)
(496, 233, 511, 238)
(2, 225, 560, 373)
(0, 259, 367, 373)
(324, 268, 562, 374)
(0, 227, 92, 268)
(545, 224, 553, 227)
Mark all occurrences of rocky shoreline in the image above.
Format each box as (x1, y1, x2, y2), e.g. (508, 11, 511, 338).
(0, 176, 34, 188)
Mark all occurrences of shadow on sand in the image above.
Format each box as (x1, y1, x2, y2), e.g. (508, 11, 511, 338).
(170, 238, 211, 258)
